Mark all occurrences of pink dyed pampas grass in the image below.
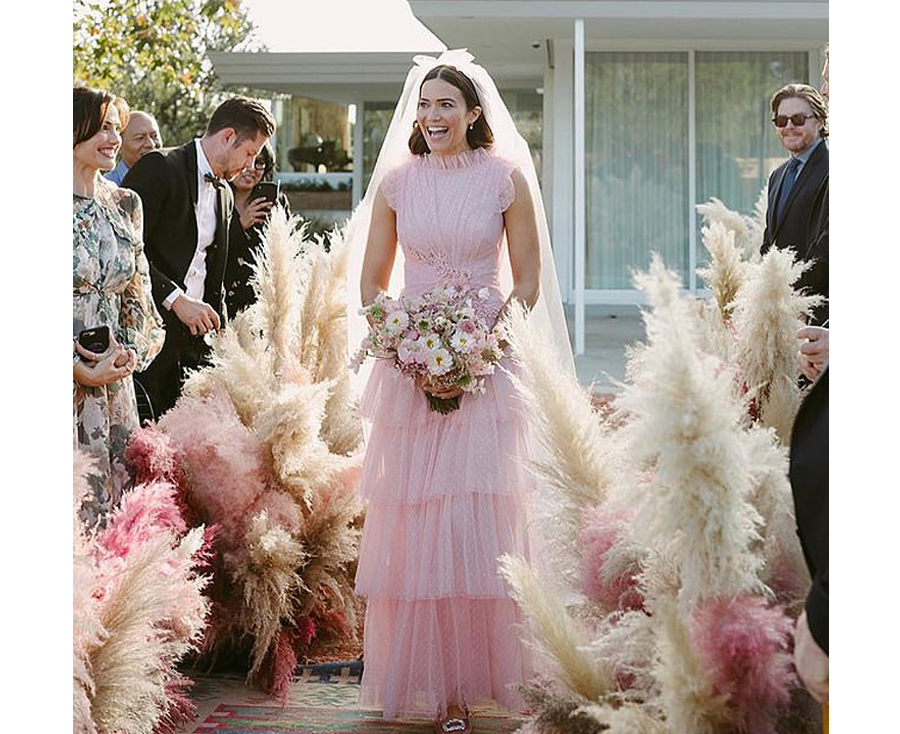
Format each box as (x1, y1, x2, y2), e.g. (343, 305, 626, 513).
(129, 211, 365, 694)
(73, 451, 210, 734)
(690, 596, 796, 734)
(577, 505, 643, 613)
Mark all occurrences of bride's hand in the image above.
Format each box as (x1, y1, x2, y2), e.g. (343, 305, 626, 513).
(415, 376, 463, 400)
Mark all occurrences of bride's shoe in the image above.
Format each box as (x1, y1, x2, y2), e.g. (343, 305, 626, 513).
(435, 703, 471, 734)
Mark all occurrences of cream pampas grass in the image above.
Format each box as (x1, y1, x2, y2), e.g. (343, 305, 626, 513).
(744, 425, 811, 605)
(618, 255, 764, 605)
(579, 703, 672, 734)
(732, 247, 821, 443)
(750, 186, 768, 259)
(496, 239, 816, 729)
(182, 321, 275, 428)
(296, 230, 364, 456)
(253, 381, 352, 504)
(696, 197, 755, 260)
(89, 527, 209, 734)
(74, 451, 210, 734)
(499, 554, 612, 701)
(133, 211, 365, 692)
(251, 206, 308, 377)
(228, 512, 307, 675)
(696, 220, 749, 323)
(503, 299, 623, 583)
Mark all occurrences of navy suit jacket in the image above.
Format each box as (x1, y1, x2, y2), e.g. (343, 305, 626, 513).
(761, 140, 829, 324)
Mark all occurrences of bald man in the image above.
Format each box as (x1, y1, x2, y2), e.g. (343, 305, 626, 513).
(106, 110, 162, 185)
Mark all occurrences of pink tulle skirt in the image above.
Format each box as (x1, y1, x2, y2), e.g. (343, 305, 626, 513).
(355, 357, 535, 720)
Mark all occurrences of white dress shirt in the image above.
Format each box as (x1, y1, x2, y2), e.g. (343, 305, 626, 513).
(162, 139, 220, 309)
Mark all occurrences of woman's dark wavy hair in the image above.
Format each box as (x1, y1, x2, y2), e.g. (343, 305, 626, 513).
(73, 87, 130, 148)
(408, 65, 494, 155)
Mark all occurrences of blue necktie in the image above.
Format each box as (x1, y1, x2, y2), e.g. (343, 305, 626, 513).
(775, 157, 801, 225)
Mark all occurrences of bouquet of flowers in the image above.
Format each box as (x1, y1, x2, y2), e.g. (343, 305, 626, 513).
(352, 285, 507, 413)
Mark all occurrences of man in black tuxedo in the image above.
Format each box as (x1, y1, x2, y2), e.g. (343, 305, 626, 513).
(761, 83, 829, 325)
(123, 97, 276, 416)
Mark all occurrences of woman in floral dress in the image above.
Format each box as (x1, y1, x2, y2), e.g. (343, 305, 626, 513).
(73, 87, 165, 523)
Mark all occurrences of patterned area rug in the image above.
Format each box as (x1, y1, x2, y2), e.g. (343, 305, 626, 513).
(192, 704, 521, 733)
(179, 664, 522, 734)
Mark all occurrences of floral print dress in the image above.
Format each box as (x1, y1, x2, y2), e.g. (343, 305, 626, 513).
(73, 177, 165, 523)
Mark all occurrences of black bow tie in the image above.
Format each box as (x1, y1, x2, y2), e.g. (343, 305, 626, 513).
(204, 172, 225, 189)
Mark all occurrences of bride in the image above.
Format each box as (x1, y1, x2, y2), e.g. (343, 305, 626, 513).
(346, 50, 574, 733)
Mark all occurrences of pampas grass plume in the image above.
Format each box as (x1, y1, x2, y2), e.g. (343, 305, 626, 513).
(95, 480, 187, 560)
(159, 391, 269, 543)
(228, 512, 307, 676)
(89, 528, 209, 734)
(504, 299, 623, 583)
(618, 255, 764, 605)
(653, 598, 730, 734)
(732, 247, 821, 443)
(577, 505, 643, 612)
(690, 596, 795, 734)
(252, 206, 308, 375)
(499, 554, 612, 701)
(696, 220, 749, 322)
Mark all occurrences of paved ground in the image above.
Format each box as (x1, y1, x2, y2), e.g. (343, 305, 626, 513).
(567, 305, 645, 394)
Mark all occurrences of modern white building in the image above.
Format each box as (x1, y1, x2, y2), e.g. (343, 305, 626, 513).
(211, 0, 827, 355)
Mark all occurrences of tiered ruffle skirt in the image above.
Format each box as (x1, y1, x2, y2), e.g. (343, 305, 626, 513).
(355, 358, 534, 719)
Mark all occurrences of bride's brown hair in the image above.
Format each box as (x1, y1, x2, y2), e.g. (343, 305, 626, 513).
(408, 65, 494, 155)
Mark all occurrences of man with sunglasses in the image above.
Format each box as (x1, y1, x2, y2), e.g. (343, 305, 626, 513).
(761, 83, 829, 325)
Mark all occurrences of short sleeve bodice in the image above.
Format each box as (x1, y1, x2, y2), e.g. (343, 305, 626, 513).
(383, 148, 516, 299)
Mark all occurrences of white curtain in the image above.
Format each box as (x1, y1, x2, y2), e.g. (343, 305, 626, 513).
(695, 51, 810, 265)
(585, 52, 689, 289)
(584, 50, 810, 290)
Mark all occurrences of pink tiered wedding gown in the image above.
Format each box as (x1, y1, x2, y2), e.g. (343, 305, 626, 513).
(354, 147, 535, 720)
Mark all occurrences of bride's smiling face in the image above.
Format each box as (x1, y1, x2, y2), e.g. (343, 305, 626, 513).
(416, 79, 479, 156)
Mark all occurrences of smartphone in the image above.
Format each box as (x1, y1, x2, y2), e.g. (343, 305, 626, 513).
(78, 325, 110, 354)
(249, 180, 279, 205)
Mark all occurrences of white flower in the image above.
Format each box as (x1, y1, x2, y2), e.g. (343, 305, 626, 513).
(416, 333, 442, 352)
(478, 287, 490, 300)
(427, 348, 453, 376)
(397, 338, 418, 363)
(384, 310, 409, 333)
(450, 330, 476, 353)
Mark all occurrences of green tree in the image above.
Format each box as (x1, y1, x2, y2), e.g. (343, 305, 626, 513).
(74, 0, 261, 145)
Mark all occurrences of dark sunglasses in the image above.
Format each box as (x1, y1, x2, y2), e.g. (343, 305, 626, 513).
(253, 159, 268, 170)
(772, 113, 815, 128)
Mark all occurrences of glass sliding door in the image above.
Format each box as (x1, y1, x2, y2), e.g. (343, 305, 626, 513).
(585, 52, 689, 290)
(695, 51, 810, 262)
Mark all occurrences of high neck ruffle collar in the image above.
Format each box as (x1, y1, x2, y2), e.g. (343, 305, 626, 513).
(417, 147, 492, 170)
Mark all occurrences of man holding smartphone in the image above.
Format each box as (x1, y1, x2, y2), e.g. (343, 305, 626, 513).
(123, 97, 275, 417)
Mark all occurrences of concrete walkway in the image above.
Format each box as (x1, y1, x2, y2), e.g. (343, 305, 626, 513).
(567, 305, 646, 394)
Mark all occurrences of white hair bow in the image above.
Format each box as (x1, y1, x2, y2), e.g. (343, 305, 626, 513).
(412, 49, 476, 72)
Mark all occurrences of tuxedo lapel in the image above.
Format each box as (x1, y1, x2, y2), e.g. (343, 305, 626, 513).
(184, 142, 199, 206)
